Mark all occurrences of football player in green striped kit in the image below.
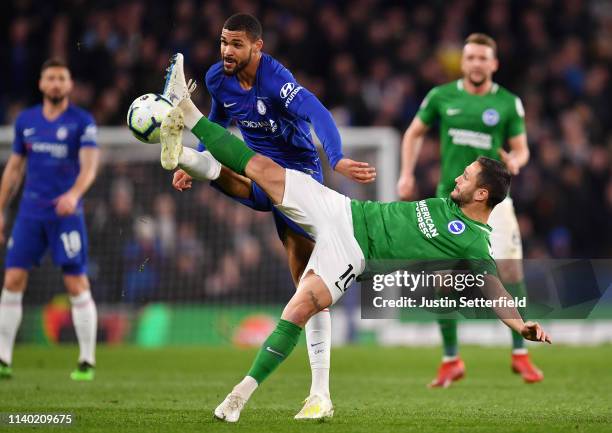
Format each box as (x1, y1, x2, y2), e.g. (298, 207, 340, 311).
(155, 74, 552, 420)
(397, 33, 542, 387)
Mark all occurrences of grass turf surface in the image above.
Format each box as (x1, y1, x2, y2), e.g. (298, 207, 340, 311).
(2, 345, 611, 432)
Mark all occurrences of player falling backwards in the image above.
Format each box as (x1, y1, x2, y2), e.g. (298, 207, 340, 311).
(396, 33, 542, 387)
(162, 14, 375, 419)
(0, 59, 99, 381)
(158, 62, 551, 422)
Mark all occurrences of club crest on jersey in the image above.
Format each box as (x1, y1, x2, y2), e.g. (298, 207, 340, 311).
(257, 99, 267, 115)
(56, 126, 68, 140)
(482, 109, 500, 126)
(448, 220, 466, 235)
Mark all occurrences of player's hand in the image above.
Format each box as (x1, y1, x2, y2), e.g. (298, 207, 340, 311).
(173, 169, 193, 191)
(520, 321, 552, 344)
(55, 191, 79, 216)
(334, 158, 376, 184)
(397, 173, 416, 200)
(498, 149, 521, 175)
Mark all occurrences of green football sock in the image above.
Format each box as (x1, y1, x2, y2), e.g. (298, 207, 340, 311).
(190, 117, 255, 176)
(247, 319, 302, 384)
(438, 319, 458, 357)
(505, 281, 528, 350)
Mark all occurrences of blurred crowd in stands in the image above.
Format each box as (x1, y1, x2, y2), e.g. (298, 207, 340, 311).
(1, 0, 611, 302)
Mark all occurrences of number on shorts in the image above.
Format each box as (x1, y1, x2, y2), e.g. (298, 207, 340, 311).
(334, 264, 356, 293)
(60, 231, 82, 258)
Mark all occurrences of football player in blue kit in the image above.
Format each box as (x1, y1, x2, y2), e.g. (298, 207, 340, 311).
(163, 14, 376, 419)
(0, 59, 99, 381)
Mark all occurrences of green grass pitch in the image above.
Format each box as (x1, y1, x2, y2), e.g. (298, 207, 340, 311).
(2, 345, 611, 432)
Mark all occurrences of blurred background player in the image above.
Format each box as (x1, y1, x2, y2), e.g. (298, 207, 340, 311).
(164, 14, 376, 418)
(0, 59, 99, 381)
(397, 33, 542, 387)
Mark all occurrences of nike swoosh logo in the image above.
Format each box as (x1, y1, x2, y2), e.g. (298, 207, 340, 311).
(446, 108, 461, 116)
(24, 128, 36, 136)
(265, 346, 285, 357)
(223, 102, 237, 108)
(310, 342, 324, 347)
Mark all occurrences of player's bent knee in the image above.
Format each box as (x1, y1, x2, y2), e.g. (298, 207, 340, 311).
(3, 268, 28, 292)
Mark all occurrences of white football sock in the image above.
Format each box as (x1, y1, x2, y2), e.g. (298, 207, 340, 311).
(305, 309, 331, 398)
(233, 376, 258, 401)
(0, 289, 23, 365)
(179, 147, 221, 180)
(179, 98, 204, 130)
(70, 290, 97, 365)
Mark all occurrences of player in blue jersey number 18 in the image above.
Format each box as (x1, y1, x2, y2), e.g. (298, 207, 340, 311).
(161, 14, 376, 419)
(0, 59, 99, 381)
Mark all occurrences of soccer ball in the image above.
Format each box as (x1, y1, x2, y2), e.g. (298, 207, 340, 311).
(126, 93, 174, 143)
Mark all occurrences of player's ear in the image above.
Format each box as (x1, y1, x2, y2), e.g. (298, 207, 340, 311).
(491, 58, 499, 73)
(254, 38, 263, 53)
(474, 187, 488, 204)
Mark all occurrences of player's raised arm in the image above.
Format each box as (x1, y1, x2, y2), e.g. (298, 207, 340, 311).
(296, 95, 376, 184)
(271, 71, 376, 184)
(481, 274, 551, 343)
(397, 117, 429, 200)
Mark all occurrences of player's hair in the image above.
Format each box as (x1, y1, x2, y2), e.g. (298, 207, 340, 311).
(223, 13, 263, 41)
(464, 33, 497, 58)
(476, 156, 511, 208)
(41, 58, 70, 73)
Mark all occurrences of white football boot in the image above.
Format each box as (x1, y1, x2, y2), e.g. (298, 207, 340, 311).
(160, 106, 185, 170)
(162, 53, 196, 106)
(214, 392, 247, 423)
(294, 394, 334, 420)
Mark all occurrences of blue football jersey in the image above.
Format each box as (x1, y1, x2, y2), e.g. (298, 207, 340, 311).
(12, 104, 97, 219)
(202, 53, 342, 174)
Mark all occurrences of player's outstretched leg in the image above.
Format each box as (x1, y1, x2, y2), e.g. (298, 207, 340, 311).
(159, 53, 196, 170)
(214, 272, 332, 422)
(161, 101, 287, 205)
(162, 53, 196, 106)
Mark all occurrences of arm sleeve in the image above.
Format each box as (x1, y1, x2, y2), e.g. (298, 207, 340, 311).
(79, 113, 98, 148)
(294, 94, 344, 169)
(12, 115, 26, 155)
(506, 96, 526, 138)
(271, 67, 343, 168)
(416, 87, 440, 126)
(197, 95, 231, 152)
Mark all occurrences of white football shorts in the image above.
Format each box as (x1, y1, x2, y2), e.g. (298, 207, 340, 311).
(276, 169, 365, 304)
